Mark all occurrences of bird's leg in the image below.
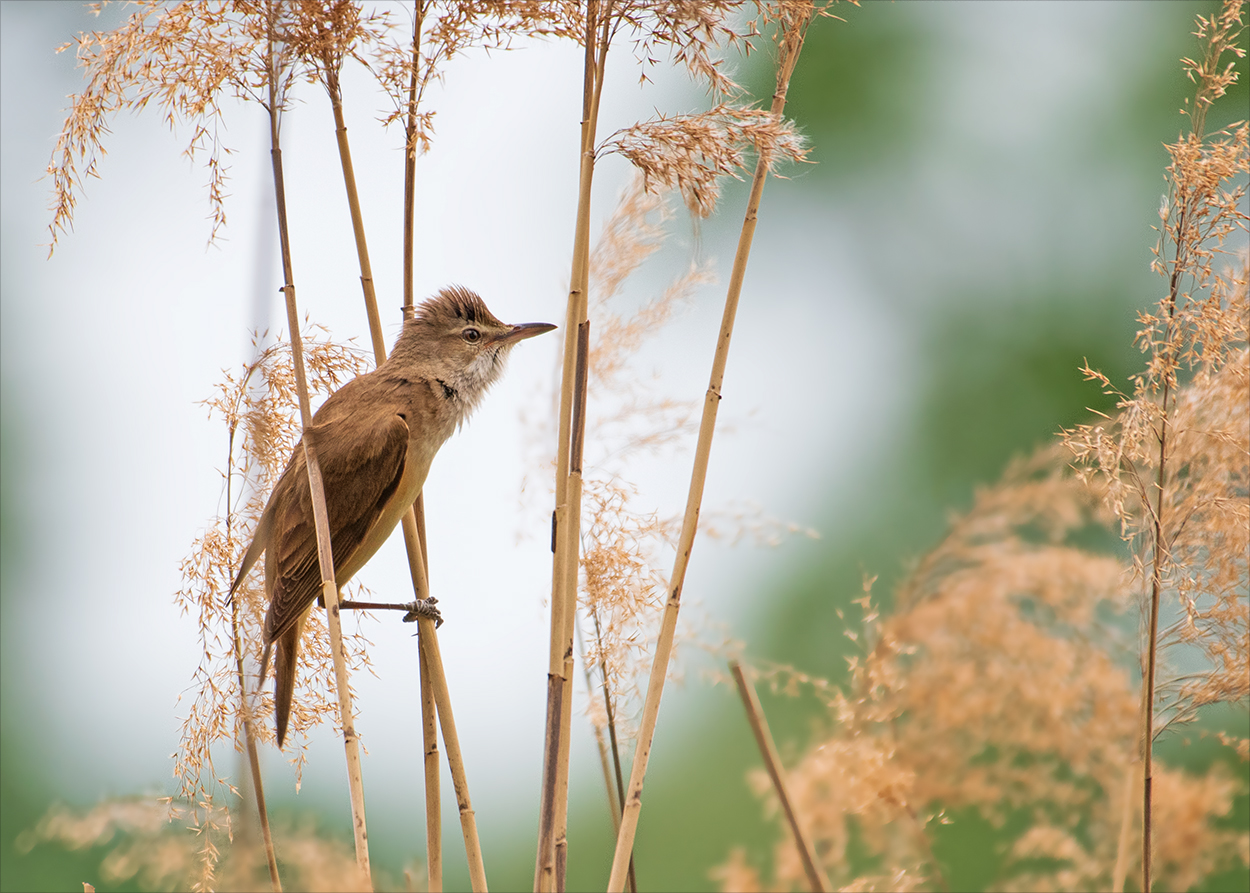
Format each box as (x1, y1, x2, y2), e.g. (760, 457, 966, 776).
(337, 596, 443, 628)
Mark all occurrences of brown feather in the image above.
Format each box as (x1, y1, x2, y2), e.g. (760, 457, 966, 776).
(272, 620, 302, 748)
(263, 406, 410, 645)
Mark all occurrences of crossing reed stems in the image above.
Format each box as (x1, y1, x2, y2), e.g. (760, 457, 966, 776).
(263, 3, 370, 885)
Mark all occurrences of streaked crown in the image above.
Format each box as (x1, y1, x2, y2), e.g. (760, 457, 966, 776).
(414, 285, 506, 333)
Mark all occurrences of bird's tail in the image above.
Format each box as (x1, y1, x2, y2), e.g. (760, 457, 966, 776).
(271, 623, 301, 749)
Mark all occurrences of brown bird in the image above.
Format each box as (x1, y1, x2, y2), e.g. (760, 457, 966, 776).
(230, 286, 555, 747)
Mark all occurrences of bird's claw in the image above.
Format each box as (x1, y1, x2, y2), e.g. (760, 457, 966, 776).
(402, 597, 443, 628)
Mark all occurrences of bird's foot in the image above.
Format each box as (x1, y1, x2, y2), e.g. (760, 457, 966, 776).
(402, 597, 443, 628)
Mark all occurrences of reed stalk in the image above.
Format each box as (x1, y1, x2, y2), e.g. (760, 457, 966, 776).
(403, 1, 424, 320)
(400, 7, 442, 887)
(226, 427, 281, 892)
(232, 593, 281, 892)
(535, 4, 610, 889)
(397, 501, 484, 891)
(418, 613, 489, 892)
(1141, 98, 1199, 888)
(576, 622, 620, 823)
(1112, 760, 1139, 893)
(606, 14, 813, 891)
(315, 7, 457, 885)
(419, 635, 443, 892)
(729, 661, 830, 893)
(264, 4, 370, 885)
(325, 67, 386, 361)
(592, 610, 636, 893)
(1142, 209, 1181, 893)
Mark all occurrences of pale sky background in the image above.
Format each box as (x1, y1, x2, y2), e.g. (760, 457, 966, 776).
(1, 0, 1219, 884)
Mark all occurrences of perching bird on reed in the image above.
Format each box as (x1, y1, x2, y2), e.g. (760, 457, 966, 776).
(230, 286, 555, 746)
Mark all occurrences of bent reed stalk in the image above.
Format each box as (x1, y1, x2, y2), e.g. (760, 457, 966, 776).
(729, 661, 830, 893)
(264, 5, 371, 886)
(606, 11, 814, 891)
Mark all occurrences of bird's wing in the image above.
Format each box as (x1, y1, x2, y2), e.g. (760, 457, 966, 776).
(230, 499, 274, 597)
(262, 405, 410, 643)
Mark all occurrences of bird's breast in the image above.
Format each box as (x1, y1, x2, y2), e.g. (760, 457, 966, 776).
(333, 417, 448, 585)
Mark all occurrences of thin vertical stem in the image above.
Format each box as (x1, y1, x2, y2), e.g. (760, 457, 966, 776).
(403, 1, 423, 319)
(231, 562, 280, 885)
(321, 8, 453, 884)
(1112, 759, 1139, 893)
(576, 618, 620, 823)
(419, 637, 443, 892)
(607, 15, 812, 891)
(324, 65, 385, 361)
(242, 687, 282, 892)
(232, 594, 281, 891)
(420, 614, 489, 893)
(401, 6, 440, 886)
(729, 661, 830, 893)
(592, 610, 636, 893)
(264, 5, 370, 886)
(227, 423, 281, 892)
(402, 512, 483, 891)
(536, 3, 605, 889)
(1143, 189, 1187, 893)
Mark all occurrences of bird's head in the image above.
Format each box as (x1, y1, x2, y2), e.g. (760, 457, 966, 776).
(406, 285, 556, 410)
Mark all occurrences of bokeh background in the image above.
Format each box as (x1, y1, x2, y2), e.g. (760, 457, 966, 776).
(2, 1, 1246, 891)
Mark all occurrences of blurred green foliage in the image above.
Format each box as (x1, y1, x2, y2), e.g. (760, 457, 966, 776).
(554, 4, 1248, 892)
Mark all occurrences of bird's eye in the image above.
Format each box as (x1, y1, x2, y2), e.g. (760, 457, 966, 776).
(462, 328, 481, 343)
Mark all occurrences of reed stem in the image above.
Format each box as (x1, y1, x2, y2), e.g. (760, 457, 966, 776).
(264, 4, 370, 885)
(576, 621, 620, 824)
(1112, 760, 1139, 893)
(729, 661, 830, 893)
(224, 404, 282, 892)
(324, 65, 385, 361)
(319, 10, 454, 885)
(592, 610, 636, 892)
(419, 636, 443, 892)
(401, 6, 442, 887)
(403, 1, 424, 320)
(419, 614, 489, 892)
(606, 14, 812, 891)
(536, 4, 608, 889)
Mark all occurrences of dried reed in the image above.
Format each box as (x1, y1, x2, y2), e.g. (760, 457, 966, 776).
(19, 798, 392, 893)
(174, 327, 375, 891)
(717, 7, 1246, 887)
(1064, 2, 1247, 888)
(607, 7, 816, 888)
(290, 4, 510, 887)
(729, 660, 831, 893)
(262, 3, 372, 883)
(44, 2, 838, 890)
(719, 440, 1247, 892)
(535, 5, 608, 889)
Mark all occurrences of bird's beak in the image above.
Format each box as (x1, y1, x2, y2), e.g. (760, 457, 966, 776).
(495, 321, 557, 345)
